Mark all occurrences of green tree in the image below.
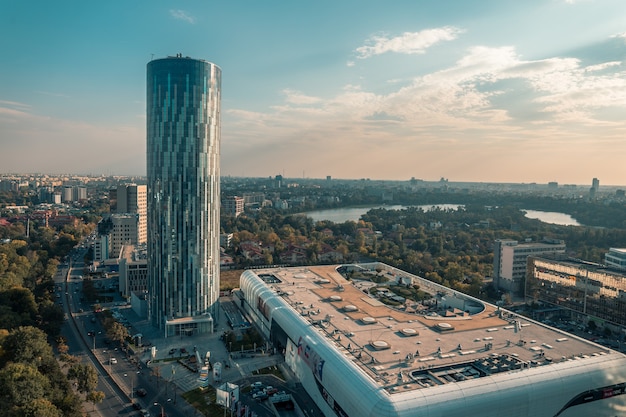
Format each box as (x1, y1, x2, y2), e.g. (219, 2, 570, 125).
(19, 397, 63, 417)
(107, 321, 130, 346)
(86, 390, 105, 411)
(67, 363, 98, 394)
(1, 326, 54, 367)
(0, 362, 50, 407)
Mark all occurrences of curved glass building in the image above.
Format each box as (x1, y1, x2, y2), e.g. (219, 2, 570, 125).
(146, 54, 221, 336)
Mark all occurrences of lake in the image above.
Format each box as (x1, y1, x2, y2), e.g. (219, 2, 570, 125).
(305, 204, 461, 223)
(522, 209, 581, 226)
(304, 205, 582, 226)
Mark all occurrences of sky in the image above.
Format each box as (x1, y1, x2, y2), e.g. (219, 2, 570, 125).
(2, 1, 626, 185)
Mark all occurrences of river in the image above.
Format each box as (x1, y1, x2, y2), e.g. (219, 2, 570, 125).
(304, 205, 581, 226)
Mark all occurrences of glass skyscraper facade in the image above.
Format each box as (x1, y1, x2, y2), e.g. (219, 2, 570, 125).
(146, 54, 221, 336)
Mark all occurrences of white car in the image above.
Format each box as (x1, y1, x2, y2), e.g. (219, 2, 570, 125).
(110, 358, 117, 364)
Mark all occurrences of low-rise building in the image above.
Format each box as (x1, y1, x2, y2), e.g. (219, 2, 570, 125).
(493, 238, 566, 295)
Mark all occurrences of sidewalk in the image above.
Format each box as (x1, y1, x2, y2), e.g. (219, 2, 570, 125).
(118, 298, 285, 391)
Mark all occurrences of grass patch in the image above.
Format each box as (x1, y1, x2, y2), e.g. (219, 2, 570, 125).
(182, 387, 225, 416)
(252, 365, 285, 380)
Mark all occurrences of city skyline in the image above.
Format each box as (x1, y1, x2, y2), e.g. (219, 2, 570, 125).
(2, 1, 626, 185)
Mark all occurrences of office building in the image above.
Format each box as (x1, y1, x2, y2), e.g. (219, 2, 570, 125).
(147, 54, 221, 336)
(110, 214, 140, 258)
(527, 255, 626, 329)
(116, 184, 147, 244)
(119, 244, 148, 299)
(605, 248, 626, 271)
(222, 196, 244, 217)
(239, 264, 626, 417)
(493, 239, 566, 295)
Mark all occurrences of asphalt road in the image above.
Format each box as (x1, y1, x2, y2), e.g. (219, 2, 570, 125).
(58, 246, 197, 417)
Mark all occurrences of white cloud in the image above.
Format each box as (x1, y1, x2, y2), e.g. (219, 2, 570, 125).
(355, 27, 462, 59)
(584, 61, 621, 72)
(0, 100, 31, 112)
(282, 89, 322, 105)
(169, 9, 196, 24)
(221, 34, 626, 181)
(227, 42, 626, 158)
(611, 32, 626, 42)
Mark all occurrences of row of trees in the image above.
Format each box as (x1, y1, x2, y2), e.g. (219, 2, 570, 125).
(0, 210, 101, 415)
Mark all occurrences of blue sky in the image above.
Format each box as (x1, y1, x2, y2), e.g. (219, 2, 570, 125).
(2, 1, 626, 185)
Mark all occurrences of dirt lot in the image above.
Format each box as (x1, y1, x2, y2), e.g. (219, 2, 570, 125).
(220, 269, 244, 290)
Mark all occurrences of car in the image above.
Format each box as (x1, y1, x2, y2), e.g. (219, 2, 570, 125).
(136, 388, 147, 397)
(110, 358, 117, 364)
(253, 392, 268, 401)
(140, 410, 151, 417)
(132, 402, 142, 410)
(251, 381, 263, 389)
(180, 347, 187, 354)
(168, 348, 176, 355)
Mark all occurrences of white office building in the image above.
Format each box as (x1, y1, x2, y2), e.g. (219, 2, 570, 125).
(493, 239, 566, 295)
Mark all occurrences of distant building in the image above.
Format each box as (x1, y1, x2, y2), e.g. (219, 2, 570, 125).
(242, 192, 266, 208)
(220, 233, 233, 249)
(93, 234, 110, 262)
(527, 255, 626, 328)
(110, 214, 140, 259)
(115, 184, 147, 244)
(62, 186, 73, 203)
(274, 174, 283, 188)
(590, 177, 600, 199)
(223, 196, 244, 217)
(493, 239, 566, 295)
(118, 244, 148, 299)
(605, 248, 626, 271)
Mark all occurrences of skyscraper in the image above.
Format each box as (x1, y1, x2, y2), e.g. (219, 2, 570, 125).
(146, 54, 221, 336)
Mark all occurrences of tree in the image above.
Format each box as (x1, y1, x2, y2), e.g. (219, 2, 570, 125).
(67, 363, 98, 394)
(0, 287, 38, 328)
(19, 398, 63, 417)
(107, 321, 130, 346)
(86, 390, 105, 411)
(0, 362, 50, 407)
(1, 326, 54, 367)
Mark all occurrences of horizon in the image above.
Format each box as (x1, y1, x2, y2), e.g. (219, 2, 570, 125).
(3, 171, 625, 189)
(2, 1, 626, 185)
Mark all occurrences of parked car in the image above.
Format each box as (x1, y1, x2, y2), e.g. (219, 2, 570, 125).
(110, 358, 117, 364)
(253, 392, 268, 401)
(136, 388, 147, 397)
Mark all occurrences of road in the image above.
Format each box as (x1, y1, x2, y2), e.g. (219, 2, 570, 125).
(57, 249, 132, 416)
(57, 246, 196, 417)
